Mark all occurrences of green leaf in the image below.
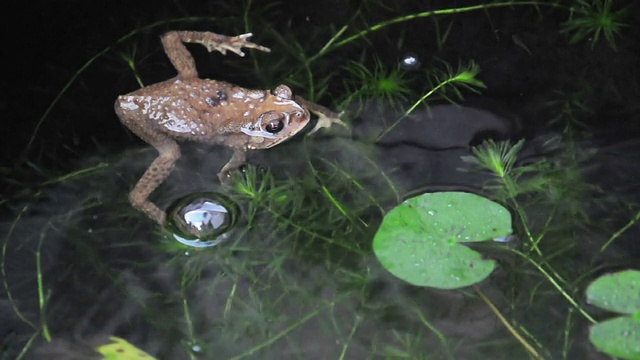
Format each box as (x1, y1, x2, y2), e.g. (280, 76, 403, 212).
(373, 192, 511, 289)
(589, 317, 640, 360)
(586, 270, 640, 359)
(586, 270, 640, 315)
(96, 336, 156, 360)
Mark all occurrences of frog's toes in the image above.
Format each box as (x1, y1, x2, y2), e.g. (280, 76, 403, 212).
(308, 111, 348, 135)
(229, 33, 271, 56)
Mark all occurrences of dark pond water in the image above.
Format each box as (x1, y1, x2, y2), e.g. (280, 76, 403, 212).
(2, 1, 639, 359)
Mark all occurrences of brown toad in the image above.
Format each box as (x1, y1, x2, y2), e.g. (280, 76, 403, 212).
(115, 31, 344, 226)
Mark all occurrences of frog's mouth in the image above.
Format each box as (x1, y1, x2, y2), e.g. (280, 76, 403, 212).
(240, 127, 279, 139)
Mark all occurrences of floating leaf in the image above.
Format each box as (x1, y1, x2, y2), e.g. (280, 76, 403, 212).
(96, 336, 156, 360)
(589, 317, 640, 360)
(373, 192, 511, 289)
(586, 269, 640, 315)
(586, 270, 640, 359)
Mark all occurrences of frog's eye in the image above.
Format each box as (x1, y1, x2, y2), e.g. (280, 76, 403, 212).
(261, 112, 286, 134)
(266, 119, 284, 133)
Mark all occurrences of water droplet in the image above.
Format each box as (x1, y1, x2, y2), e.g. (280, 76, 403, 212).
(427, 210, 437, 216)
(492, 235, 514, 243)
(185, 341, 204, 355)
(167, 192, 240, 248)
(399, 52, 421, 70)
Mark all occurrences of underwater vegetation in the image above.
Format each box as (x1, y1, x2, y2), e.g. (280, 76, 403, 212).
(2, 0, 639, 359)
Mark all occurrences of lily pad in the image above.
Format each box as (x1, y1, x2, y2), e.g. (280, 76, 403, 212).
(373, 192, 511, 289)
(586, 269, 640, 315)
(586, 270, 640, 360)
(589, 317, 640, 360)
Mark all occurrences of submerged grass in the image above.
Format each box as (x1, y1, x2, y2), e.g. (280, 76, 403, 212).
(3, 0, 637, 358)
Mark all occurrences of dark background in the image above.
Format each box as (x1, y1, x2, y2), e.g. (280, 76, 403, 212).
(2, 1, 640, 358)
(4, 0, 639, 176)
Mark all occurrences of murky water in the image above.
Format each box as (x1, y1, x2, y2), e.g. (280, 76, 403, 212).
(2, 1, 639, 359)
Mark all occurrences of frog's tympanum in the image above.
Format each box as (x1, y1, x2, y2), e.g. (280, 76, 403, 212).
(115, 31, 344, 227)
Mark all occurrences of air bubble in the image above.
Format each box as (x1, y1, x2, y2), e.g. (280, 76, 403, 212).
(166, 192, 240, 248)
(400, 52, 421, 70)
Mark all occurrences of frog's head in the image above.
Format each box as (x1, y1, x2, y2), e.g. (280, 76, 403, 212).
(242, 85, 310, 149)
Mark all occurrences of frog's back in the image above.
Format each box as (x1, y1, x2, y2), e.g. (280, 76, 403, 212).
(116, 78, 259, 142)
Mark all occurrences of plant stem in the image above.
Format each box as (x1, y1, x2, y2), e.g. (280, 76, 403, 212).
(600, 207, 640, 251)
(475, 285, 543, 359)
(318, 2, 566, 58)
(511, 249, 596, 324)
(375, 77, 453, 142)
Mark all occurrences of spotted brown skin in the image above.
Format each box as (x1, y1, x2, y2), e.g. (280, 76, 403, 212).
(114, 31, 336, 227)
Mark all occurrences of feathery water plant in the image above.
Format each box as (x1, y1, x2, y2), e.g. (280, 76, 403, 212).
(406, 60, 485, 116)
(6, 1, 637, 358)
(560, 0, 630, 50)
(375, 60, 486, 141)
(341, 56, 415, 113)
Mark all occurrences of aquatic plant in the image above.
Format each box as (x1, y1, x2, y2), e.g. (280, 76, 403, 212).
(4, 1, 637, 358)
(560, 0, 630, 50)
(341, 56, 415, 113)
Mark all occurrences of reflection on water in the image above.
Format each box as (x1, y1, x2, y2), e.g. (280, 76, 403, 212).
(166, 192, 240, 248)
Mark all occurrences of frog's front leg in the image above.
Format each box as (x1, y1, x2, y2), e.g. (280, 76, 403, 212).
(161, 31, 271, 79)
(295, 96, 347, 134)
(217, 149, 247, 183)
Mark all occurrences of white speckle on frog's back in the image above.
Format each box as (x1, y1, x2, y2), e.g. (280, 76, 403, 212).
(133, 95, 173, 116)
(129, 94, 202, 135)
(248, 91, 266, 99)
(119, 96, 140, 110)
(274, 99, 303, 111)
(158, 111, 196, 133)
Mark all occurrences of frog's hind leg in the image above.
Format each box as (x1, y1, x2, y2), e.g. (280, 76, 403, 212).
(120, 117, 181, 226)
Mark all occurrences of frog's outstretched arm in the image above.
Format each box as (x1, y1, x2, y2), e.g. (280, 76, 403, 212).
(161, 31, 270, 79)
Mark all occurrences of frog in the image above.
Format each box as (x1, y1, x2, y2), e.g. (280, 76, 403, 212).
(114, 31, 345, 227)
